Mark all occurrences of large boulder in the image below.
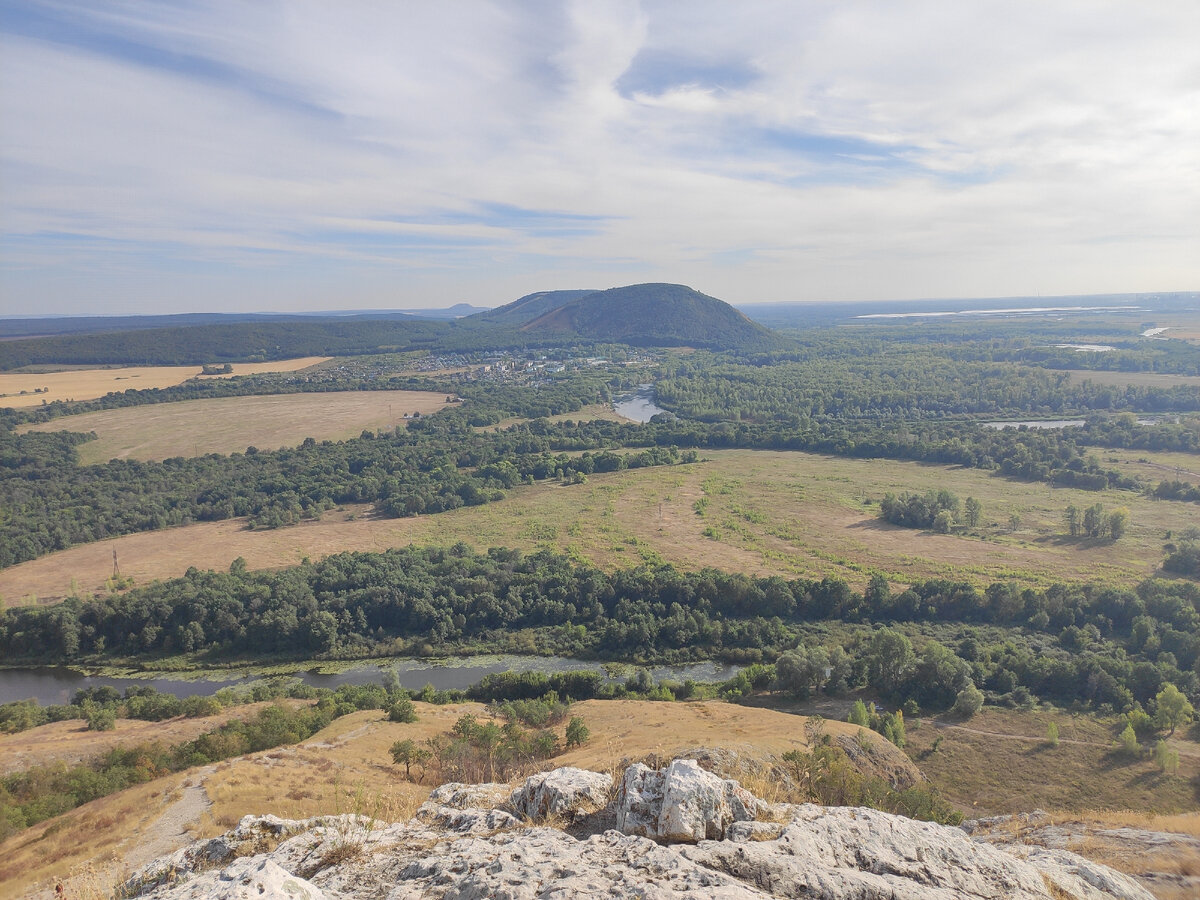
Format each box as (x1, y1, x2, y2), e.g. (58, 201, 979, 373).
(617, 759, 758, 842)
(511, 766, 614, 822)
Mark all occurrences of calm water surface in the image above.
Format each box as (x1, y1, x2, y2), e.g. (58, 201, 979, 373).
(0, 656, 740, 705)
(613, 385, 666, 423)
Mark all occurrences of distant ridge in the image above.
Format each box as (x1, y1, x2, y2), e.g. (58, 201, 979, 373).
(518, 283, 784, 350)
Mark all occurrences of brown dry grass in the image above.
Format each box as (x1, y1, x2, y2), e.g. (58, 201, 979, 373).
(0, 358, 326, 408)
(0, 701, 311, 775)
(20, 390, 450, 463)
(904, 707, 1200, 816)
(5, 448, 1192, 606)
(0, 774, 191, 898)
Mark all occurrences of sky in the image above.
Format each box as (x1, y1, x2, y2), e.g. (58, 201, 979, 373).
(1, 1, 1198, 316)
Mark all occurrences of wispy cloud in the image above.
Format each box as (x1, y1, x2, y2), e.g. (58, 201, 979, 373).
(2, 0, 1197, 313)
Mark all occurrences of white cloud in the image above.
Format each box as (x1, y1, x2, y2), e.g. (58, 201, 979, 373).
(1, 0, 1198, 313)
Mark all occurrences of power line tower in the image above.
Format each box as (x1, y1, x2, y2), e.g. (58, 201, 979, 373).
(112, 548, 121, 580)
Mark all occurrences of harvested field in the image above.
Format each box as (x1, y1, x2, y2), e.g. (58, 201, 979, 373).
(0, 358, 326, 408)
(2, 449, 1191, 607)
(20, 390, 450, 463)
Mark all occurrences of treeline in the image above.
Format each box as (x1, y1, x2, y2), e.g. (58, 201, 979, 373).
(0, 317, 585, 370)
(3, 546, 1197, 708)
(654, 351, 1200, 423)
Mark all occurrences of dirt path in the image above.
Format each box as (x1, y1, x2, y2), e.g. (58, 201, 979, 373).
(122, 766, 215, 873)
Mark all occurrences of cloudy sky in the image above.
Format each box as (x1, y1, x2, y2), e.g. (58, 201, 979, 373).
(2, 1, 1198, 315)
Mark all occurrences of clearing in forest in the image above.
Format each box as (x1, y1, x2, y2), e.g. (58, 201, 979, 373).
(0, 357, 327, 407)
(20, 390, 452, 463)
(3, 448, 1193, 606)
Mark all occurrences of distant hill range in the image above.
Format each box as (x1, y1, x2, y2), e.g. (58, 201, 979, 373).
(0, 284, 785, 369)
(0, 304, 489, 339)
(475, 283, 783, 350)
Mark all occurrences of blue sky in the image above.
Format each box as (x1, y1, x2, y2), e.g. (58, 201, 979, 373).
(1, 0, 1198, 315)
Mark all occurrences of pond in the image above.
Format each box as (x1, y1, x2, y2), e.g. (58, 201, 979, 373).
(0, 656, 742, 706)
(613, 385, 667, 423)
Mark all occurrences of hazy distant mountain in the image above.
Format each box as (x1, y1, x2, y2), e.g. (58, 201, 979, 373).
(472, 290, 599, 326)
(518, 283, 784, 350)
(395, 303, 491, 319)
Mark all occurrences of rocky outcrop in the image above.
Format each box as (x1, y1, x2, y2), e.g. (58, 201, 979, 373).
(618, 759, 759, 842)
(511, 767, 613, 822)
(129, 760, 1156, 900)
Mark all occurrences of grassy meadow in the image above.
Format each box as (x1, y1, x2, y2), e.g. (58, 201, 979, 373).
(20, 390, 451, 464)
(0, 358, 327, 408)
(3, 448, 1193, 607)
(903, 706, 1200, 815)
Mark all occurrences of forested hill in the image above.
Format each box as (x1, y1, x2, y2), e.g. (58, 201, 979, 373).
(473, 289, 598, 325)
(0, 284, 791, 367)
(520, 283, 787, 350)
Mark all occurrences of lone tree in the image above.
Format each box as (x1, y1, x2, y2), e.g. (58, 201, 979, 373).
(1154, 683, 1194, 736)
(565, 716, 590, 748)
(388, 696, 418, 723)
(390, 739, 428, 778)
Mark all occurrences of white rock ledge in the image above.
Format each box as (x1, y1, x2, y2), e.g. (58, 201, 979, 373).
(128, 760, 1155, 900)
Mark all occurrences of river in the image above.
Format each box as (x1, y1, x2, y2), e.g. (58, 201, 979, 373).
(0, 656, 741, 706)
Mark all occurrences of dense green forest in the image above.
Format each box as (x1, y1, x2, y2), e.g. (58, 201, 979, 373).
(3, 545, 1197, 715)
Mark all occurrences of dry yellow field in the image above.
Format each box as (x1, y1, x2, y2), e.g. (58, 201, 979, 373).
(0, 358, 327, 408)
(3, 448, 1192, 607)
(20, 390, 451, 463)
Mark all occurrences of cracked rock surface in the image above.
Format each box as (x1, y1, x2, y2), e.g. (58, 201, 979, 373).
(129, 760, 1157, 900)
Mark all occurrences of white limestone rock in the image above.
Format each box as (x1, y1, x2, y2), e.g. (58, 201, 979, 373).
(126, 814, 310, 894)
(426, 781, 513, 811)
(140, 857, 324, 900)
(617, 759, 758, 842)
(510, 767, 613, 821)
(687, 802, 1155, 900)
(390, 827, 769, 899)
(414, 802, 520, 833)
(127, 761, 1156, 900)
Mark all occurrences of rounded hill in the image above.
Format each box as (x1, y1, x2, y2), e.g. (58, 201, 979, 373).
(518, 283, 787, 350)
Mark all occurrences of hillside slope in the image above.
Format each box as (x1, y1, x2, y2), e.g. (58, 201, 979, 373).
(473, 289, 599, 326)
